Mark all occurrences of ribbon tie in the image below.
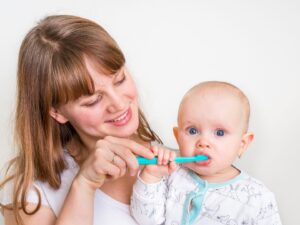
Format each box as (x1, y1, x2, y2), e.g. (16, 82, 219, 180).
(181, 179, 208, 225)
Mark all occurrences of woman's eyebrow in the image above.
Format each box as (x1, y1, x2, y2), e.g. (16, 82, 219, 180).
(114, 67, 125, 78)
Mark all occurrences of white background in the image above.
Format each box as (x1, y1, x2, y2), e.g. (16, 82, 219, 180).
(0, 0, 299, 224)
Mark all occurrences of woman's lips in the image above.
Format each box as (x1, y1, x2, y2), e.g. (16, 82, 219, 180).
(106, 108, 132, 126)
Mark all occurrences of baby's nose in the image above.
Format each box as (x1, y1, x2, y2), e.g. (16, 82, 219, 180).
(196, 138, 211, 149)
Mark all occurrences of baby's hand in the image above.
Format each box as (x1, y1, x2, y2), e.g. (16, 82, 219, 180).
(140, 146, 177, 183)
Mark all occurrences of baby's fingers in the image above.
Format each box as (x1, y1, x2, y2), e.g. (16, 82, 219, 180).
(169, 150, 177, 162)
(168, 162, 177, 175)
(157, 147, 164, 165)
(163, 149, 177, 165)
(162, 150, 170, 165)
(150, 145, 159, 156)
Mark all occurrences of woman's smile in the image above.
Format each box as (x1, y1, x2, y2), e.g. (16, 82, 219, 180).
(106, 107, 132, 126)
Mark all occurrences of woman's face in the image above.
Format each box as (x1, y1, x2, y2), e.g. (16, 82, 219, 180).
(52, 58, 139, 147)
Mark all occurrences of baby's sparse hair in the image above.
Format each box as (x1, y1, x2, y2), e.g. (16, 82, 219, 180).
(180, 81, 250, 132)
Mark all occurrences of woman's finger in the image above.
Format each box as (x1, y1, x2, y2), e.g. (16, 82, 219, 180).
(112, 155, 127, 170)
(96, 139, 140, 175)
(114, 155, 127, 178)
(94, 156, 121, 178)
(95, 142, 115, 162)
(108, 142, 140, 175)
(104, 136, 154, 158)
(150, 145, 158, 156)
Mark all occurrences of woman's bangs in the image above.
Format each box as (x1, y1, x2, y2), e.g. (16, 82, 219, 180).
(51, 54, 95, 106)
(87, 43, 125, 76)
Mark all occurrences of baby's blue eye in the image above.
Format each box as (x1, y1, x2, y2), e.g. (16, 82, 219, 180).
(215, 129, 225, 136)
(188, 127, 198, 135)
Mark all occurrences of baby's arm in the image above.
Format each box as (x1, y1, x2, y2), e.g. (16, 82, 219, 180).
(130, 146, 176, 225)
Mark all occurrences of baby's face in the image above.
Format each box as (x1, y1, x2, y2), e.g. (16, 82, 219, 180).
(175, 89, 247, 179)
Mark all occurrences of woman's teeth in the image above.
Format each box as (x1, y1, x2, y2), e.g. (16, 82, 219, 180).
(111, 110, 128, 122)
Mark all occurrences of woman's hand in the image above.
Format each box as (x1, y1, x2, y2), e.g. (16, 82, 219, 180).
(74, 136, 154, 193)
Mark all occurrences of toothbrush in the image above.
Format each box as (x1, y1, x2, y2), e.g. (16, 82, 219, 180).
(136, 155, 209, 165)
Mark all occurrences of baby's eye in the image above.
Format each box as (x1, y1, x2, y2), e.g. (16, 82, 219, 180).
(188, 127, 198, 135)
(215, 129, 225, 136)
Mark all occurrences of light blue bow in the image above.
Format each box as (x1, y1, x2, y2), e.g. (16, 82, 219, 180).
(181, 176, 208, 225)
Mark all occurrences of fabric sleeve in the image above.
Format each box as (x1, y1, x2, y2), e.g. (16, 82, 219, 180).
(1, 151, 78, 216)
(257, 191, 282, 225)
(130, 172, 168, 225)
(0, 179, 50, 207)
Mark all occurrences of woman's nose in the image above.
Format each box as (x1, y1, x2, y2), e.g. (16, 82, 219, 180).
(107, 90, 125, 113)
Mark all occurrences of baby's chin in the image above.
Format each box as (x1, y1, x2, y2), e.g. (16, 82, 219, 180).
(184, 161, 217, 177)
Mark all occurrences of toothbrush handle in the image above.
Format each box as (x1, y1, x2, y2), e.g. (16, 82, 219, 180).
(136, 156, 158, 165)
(174, 155, 208, 163)
(136, 155, 208, 165)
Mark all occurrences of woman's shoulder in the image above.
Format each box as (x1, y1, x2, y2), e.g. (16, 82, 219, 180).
(34, 151, 79, 215)
(1, 150, 79, 216)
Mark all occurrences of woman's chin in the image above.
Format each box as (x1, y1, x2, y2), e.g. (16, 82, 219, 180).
(109, 123, 139, 138)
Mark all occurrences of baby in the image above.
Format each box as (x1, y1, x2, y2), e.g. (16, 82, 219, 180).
(130, 81, 282, 225)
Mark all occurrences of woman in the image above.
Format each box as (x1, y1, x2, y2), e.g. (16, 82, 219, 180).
(0, 15, 162, 225)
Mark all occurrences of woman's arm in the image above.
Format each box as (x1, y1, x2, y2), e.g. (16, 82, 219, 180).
(4, 136, 154, 225)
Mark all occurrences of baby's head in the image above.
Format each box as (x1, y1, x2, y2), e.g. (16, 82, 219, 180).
(173, 81, 254, 181)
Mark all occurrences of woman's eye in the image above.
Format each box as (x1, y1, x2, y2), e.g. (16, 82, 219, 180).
(188, 127, 198, 135)
(84, 95, 102, 106)
(215, 129, 225, 136)
(115, 75, 126, 85)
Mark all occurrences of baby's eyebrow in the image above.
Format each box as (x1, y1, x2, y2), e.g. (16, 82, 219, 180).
(180, 121, 194, 127)
(184, 120, 194, 125)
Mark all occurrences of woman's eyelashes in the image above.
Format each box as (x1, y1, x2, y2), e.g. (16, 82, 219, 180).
(83, 95, 102, 107)
(80, 73, 126, 107)
(115, 74, 126, 86)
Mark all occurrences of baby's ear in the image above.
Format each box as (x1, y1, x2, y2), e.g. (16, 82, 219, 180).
(238, 132, 254, 157)
(49, 107, 69, 124)
(173, 127, 179, 144)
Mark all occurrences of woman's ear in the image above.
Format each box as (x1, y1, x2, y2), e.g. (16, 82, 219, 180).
(173, 127, 179, 144)
(238, 132, 254, 157)
(49, 107, 69, 124)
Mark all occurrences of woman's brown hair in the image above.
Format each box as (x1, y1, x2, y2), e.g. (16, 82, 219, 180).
(0, 15, 161, 225)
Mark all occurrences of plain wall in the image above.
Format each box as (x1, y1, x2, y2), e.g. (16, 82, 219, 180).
(0, 0, 299, 224)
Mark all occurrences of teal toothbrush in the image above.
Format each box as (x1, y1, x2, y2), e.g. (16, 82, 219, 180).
(136, 155, 208, 165)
